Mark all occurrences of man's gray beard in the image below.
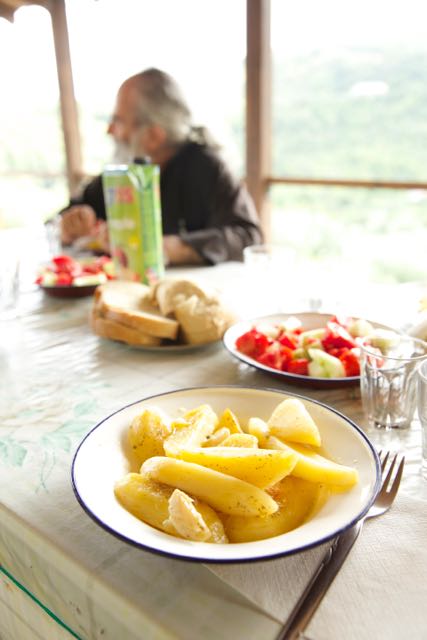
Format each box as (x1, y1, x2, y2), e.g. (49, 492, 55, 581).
(112, 141, 134, 164)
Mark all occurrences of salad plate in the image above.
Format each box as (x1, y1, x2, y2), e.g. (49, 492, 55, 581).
(133, 340, 221, 353)
(37, 254, 114, 299)
(41, 283, 99, 298)
(223, 312, 395, 389)
(71, 385, 380, 563)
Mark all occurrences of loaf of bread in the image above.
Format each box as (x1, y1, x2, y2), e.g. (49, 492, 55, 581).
(91, 277, 235, 347)
(152, 278, 218, 317)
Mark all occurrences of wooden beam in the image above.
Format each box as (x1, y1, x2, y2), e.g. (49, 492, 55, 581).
(246, 0, 271, 236)
(48, 0, 83, 196)
(266, 176, 427, 190)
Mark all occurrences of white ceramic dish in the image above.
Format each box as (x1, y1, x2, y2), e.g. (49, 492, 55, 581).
(72, 386, 380, 563)
(223, 312, 394, 389)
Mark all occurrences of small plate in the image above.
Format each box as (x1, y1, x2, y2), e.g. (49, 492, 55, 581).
(41, 284, 99, 298)
(72, 385, 380, 563)
(223, 312, 394, 389)
(134, 340, 221, 353)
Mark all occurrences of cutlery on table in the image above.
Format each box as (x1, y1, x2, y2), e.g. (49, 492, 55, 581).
(277, 451, 405, 640)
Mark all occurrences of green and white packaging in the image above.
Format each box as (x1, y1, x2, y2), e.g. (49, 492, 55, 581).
(102, 162, 164, 284)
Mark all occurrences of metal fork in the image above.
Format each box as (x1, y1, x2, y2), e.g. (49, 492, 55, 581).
(277, 451, 405, 640)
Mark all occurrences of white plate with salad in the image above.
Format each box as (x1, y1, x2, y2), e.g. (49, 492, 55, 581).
(223, 312, 397, 388)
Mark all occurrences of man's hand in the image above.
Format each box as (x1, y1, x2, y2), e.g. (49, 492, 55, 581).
(60, 205, 97, 245)
(163, 235, 204, 265)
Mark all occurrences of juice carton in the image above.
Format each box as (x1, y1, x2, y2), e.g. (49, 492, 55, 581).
(102, 162, 164, 284)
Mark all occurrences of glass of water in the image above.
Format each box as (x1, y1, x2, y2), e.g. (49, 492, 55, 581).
(360, 334, 427, 429)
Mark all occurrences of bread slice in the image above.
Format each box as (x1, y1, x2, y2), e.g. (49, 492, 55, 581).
(96, 281, 179, 340)
(90, 308, 162, 347)
(173, 295, 236, 345)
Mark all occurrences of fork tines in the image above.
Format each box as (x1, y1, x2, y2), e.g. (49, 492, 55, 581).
(377, 450, 405, 498)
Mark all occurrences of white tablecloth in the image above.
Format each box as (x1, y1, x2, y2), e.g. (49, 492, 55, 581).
(1, 263, 426, 640)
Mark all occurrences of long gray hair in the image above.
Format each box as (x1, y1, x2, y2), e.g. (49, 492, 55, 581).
(128, 68, 219, 148)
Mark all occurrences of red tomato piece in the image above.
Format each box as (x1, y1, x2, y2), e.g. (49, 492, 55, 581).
(256, 349, 282, 370)
(56, 273, 73, 286)
(52, 255, 83, 279)
(279, 345, 294, 371)
(81, 263, 100, 275)
(287, 358, 309, 376)
(235, 329, 271, 358)
(52, 255, 75, 267)
(278, 333, 298, 350)
(321, 322, 356, 350)
(339, 349, 360, 376)
(327, 347, 348, 359)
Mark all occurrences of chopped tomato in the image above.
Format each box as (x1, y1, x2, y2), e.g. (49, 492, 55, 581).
(339, 349, 360, 376)
(52, 255, 74, 268)
(56, 273, 73, 286)
(321, 322, 356, 350)
(327, 347, 348, 359)
(255, 344, 293, 371)
(279, 345, 294, 371)
(235, 329, 271, 358)
(256, 349, 282, 370)
(287, 358, 309, 376)
(278, 333, 298, 349)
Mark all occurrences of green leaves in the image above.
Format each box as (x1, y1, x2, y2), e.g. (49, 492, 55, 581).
(0, 438, 27, 467)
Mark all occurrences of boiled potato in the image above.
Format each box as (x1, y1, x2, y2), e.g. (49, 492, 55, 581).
(247, 416, 270, 447)
(176, 446, 297, 489)
(164, 404, 218, 457)
(224, 476, 323, 543)
(268, 398, 321, 447)
(114, 472, 175, 533)
(196, 502, 228, 544)
(217, 408, 243, 434)
(115, 473, 228, 543)
(267, 436, 358, 487)
(141, 456, 279, 516)
(221, 433, 259, 448)
(129, 407, 172, 463)
(164, 489, 228, 543)
(203, 427, 230, 447)
(165, 489, 211, 541)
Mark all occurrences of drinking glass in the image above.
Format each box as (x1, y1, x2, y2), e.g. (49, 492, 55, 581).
(0, 229, 21, 314)
(45, 216, 62, 256)
(417, 359, 427, 479)
(360, 334, 427, 430)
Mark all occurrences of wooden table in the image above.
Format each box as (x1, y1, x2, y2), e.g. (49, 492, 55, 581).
(1, 262, 425, 640)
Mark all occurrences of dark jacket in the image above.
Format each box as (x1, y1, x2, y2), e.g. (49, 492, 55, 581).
(68, 142, 262, 264)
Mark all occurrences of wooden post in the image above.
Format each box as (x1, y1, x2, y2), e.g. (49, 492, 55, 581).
(48, 0, 83, 196)
(246, 0, 271, 237)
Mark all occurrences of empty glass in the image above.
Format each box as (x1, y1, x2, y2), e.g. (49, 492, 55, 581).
(0, 229, 21, 314)
(360, 334, 427, 430)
